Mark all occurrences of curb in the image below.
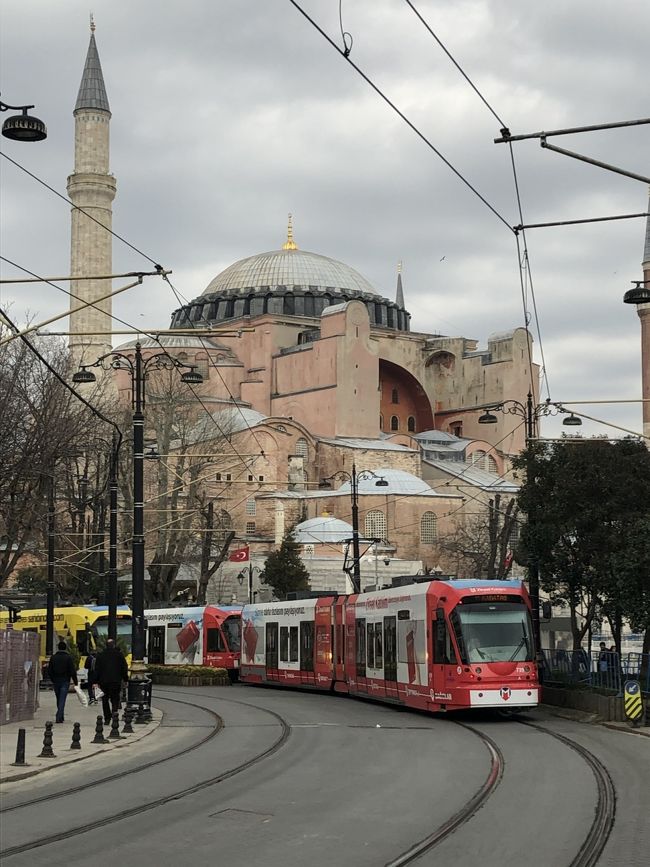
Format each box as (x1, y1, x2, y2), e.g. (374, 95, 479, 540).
(600, 721, 650, 739)
(0, 709, 164, 784)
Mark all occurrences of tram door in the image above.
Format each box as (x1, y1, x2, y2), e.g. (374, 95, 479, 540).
(266, 622, 279, 676)
(432, 608, 456, 695)
(383, 616, 397, 691)
(148, 626, 165, 664)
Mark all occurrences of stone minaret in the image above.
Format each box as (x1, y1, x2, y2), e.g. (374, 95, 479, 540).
(67, 20, 116, 363)
(640, 191, 650, 442)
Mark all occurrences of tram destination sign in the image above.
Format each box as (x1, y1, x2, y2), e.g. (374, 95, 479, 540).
(460, 594, 524, 604)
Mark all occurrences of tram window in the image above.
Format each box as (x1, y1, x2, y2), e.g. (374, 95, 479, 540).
(280, 626, 289, 662)
(434, 609, 457, 664)
(289, 626, 299, 662)
(300, 621, 314, 671)
(375, 626, 383, 669)
(206, 628, 226, 653)
(356, 618, 366, 674)
(367, 623, 375, 668)
(222, 617, 241, 652)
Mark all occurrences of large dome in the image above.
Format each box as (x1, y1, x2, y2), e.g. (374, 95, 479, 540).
(203, 248, 379, 297)
(170, 227, 410, 332)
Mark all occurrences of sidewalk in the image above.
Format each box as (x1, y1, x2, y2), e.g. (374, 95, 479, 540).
(539, 703, 650, 738)
(0, 692, 162, 784)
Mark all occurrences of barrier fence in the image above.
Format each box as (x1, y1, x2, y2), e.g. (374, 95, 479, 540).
(0, 628, 40, 725)
(541, 648, 650, 694)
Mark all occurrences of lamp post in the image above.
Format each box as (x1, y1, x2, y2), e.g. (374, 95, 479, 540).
(319, 463, 389, 593)
(239, 564, 262, 604)
(73, 342, 202, 708)
(477, 391, 581, 655)
(1, 96, 47, 141)
(45, 474, 55, 657)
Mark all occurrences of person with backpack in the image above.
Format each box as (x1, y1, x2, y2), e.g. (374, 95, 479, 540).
(47, 640, 78, 723)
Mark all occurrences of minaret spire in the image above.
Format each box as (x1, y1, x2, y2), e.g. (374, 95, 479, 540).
(282, 213, 298, 250)
(67, 24, 116, 364)
(395, 260, 405, 308)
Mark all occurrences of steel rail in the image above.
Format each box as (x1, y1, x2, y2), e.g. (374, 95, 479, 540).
(384, 722, 505, 866)
(521, 722, 616, 867)
(0, 694, 223, 814)
(1, 691, 291, 859)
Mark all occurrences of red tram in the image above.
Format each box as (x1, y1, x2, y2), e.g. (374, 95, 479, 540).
(239, 579, 539, 713)
(145, 605, 242, 679)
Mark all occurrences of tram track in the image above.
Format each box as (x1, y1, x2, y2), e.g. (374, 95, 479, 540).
(521, 721, 616, 867)
(0, 694, 223, 814)
(384, 722, 505, 866)
(1, 691, 292, 859)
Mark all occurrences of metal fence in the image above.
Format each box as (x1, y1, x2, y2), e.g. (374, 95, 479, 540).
(541, 648, 650, 694)
(0, 627, 41, 725)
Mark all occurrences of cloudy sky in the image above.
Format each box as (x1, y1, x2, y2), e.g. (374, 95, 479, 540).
(1, 0, 648, 440)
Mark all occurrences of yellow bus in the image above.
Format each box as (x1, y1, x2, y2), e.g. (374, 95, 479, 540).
(0, 605, 132, 670)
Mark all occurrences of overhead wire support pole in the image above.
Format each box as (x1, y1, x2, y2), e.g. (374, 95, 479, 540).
(494, 117, 650, 143)
(539, 139, 650, 185)
(515, 212, 650, 232)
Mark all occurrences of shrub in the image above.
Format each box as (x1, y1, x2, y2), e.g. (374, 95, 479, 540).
(146, 664, 227, 679)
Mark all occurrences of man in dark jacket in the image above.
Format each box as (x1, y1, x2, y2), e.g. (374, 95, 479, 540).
(47, 640, 78, 723)
(95, 639, 129, 724)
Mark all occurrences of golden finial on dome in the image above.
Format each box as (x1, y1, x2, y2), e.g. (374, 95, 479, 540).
(282, 213, 298, 250)
(90, 12, 96, 33)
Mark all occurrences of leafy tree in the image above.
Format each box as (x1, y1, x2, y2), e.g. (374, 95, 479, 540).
(262, 527, 309, 600)
(513, 438, 650, 651)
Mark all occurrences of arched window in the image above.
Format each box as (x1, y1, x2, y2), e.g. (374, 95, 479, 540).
(407, 416, 416, 432)
(450, 422, 462, 437)
(391, 388, 399, 404)
(420, 512, 437, 544)
(295, 437, 308, 457)
(488, 455, 498, 474)
(365, 510, 387, 539)
(195, 355, 210, 380)
(391, 416, 399, 431)
(472, 450, 487, 471)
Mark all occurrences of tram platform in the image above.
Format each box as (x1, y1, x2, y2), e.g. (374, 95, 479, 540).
(540, 703, 650, 737)
(0, 696, 162, 784)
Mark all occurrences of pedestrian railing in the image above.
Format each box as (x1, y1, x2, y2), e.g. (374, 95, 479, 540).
(541, 648, 650, 695)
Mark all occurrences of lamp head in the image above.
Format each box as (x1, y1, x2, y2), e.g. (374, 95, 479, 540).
(562, 413, 582, 427)
(478, 411, 498, 424)
(180, 368, 203, 385)
(623, 280, 650, 305)
(374, 476, 389, 487)
(72, 368, 97, 384)
(1, 107, 47, 142)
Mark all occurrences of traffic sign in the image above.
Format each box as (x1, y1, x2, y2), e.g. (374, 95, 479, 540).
(623, 680, 644, 723)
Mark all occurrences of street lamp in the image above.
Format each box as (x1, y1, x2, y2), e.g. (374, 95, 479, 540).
(319, 464, 389, 593)
(238, 564, 262, 604)
(477, 391, 582, 656)
(73, 342, 202, 712)
(1, 96, 47, 141)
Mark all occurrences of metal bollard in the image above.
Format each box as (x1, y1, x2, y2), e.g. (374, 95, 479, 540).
(109, 711, 124, 739)
(38, 721, 56, 758)
(92, 715, 109, 744)
(70, 722, 82, 750)
(135, 702, 148, 724)
(11, 728, 29, 766)
(122, 708, 134, 734)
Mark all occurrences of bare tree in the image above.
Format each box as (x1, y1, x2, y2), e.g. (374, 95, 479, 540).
(441, 495, 519, 580)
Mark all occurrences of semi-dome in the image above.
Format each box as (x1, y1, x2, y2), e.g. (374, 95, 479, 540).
(170, 221, 411, 333)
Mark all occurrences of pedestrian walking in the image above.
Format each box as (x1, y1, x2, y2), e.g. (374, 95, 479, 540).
(85, 649, 98, 705)
(598, 641, 609, 686)
(95, 639, 129, 724)
(47, 640, 78, 723)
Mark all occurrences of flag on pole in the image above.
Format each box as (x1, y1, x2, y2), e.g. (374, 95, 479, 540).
(503, 551, 513, 570)
(228, 546, 250, 562)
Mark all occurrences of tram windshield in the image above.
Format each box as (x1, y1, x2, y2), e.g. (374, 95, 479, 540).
(451, 602, 533, 663)
(222, 616, 241, 652)
(93, 618, 133, 654)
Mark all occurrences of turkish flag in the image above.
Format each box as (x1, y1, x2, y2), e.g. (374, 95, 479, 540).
(503, 551, 513, 569)
(229, 546, 250, 562)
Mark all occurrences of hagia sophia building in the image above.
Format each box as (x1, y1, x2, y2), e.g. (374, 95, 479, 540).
(67, 27, 539, 600)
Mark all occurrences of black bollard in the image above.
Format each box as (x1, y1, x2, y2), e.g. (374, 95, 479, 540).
(92, 715, 109, 745)
(38, 721, 56, 758)
(135, 702, 148, 724)
(109, 711, 124, 739)
(122, 708, 134, 734)
(70, 722, 82, 750)
(11, 728, 29, 767)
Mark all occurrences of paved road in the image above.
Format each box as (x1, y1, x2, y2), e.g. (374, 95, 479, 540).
(2, 686, 648, 866)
